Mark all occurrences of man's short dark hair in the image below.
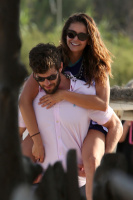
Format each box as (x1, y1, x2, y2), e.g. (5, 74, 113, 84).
(29, 43, 61, 73)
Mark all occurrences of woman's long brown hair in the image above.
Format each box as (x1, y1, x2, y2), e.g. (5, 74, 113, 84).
(58, 13, 113, 85)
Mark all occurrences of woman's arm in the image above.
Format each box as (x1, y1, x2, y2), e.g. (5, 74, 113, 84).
(63, 76, 109, 111)
(19, 73, 39, 134)
(19, 74, 45, 163)
(39, 75, 110, 111)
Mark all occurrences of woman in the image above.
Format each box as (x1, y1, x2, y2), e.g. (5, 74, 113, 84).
(19, 13, 116, 200)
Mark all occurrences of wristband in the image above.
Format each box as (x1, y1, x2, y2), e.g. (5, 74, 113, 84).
(30, 132, 40, 138)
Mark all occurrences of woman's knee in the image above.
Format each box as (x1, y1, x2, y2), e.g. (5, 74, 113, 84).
(83, 154, 102, 175)
(88, 155, 101, 170)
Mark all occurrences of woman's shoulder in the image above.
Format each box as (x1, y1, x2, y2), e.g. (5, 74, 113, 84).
(70, 77, 96, 95)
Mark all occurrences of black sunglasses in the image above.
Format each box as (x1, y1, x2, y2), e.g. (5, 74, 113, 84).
(33, 72, 58, 82)
(67, 30, 89, 41)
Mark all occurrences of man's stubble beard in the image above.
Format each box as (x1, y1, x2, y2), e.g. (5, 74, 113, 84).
(40, 73, 61, 94)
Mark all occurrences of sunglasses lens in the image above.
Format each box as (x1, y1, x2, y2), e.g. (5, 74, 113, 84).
(67, 31, 76, 39)
(67, 30, 88, 41)
(36, 77, 45, 82)
(47, 74, 57, 80)
(78, 33, 88, 41)
(33, 73, 58, 82)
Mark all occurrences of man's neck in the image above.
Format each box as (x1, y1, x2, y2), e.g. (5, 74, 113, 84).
(59, 74, 70, 90)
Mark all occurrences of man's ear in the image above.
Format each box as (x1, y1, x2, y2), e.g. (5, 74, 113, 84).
(59, 62, 63, 72)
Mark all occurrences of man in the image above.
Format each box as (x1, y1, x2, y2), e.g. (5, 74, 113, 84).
(19, 43, 122, 199)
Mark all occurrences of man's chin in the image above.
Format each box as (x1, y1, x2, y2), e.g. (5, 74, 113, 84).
(44, 89, 53, 94)
(44, 88, 57, 94)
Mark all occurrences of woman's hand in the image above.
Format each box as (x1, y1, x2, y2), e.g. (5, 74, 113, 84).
(38, 90, 64, 109)
(32, 134, 45, 163)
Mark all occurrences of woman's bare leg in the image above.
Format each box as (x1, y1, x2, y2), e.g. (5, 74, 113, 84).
(82, 129, 105, 200)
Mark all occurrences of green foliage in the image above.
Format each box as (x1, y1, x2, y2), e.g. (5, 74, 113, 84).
(62, 0, 92, 19)
(102, 33, 133, 86)
(20, 0, 133, 86)
(20, 0, 93, 32)
(20, 0, 32, 26)
(98, 20, 133, 86)
(20, 25, 62, 73)
(110, 35, 133, 86)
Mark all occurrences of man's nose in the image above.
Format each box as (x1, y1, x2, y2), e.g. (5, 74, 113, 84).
(44, 78, 50, 86)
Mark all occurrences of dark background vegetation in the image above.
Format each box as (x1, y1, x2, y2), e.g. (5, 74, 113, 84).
(20, 0, 133, 86)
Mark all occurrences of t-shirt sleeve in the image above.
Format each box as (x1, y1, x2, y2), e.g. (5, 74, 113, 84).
(18, 108, 26, 127)
(88, 106, 114, 125)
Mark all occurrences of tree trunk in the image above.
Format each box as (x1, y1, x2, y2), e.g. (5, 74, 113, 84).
(0, 0, 27, 199)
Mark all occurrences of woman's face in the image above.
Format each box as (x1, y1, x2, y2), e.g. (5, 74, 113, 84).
(66, 22, 89, 54)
